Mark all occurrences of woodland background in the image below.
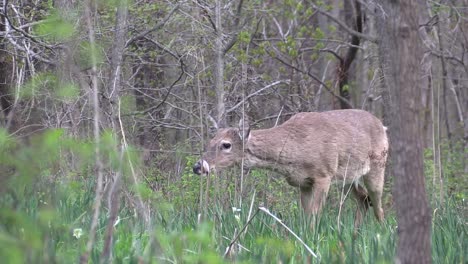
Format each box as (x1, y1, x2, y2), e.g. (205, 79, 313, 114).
(0, 0, 466, 263)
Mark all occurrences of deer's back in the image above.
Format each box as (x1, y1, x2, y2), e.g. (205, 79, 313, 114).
(249, 110, 388, 185)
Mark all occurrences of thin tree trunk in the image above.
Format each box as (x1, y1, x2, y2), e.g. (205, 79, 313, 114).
(337, 0, 362, 110)
(100, 170, 122, 263)
(101, 2, 128, 261)
(106, 0, 128, 131)
(0, 4, 13, 128)
(376, 0, 432, 263)
(80, 1, 105, 262)
(214, 0, 225, 127)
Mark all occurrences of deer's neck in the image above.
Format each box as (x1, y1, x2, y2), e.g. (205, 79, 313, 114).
(244, 129, 285, 170)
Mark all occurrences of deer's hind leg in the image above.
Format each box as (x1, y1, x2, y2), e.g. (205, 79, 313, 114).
(351, 183, 371, 229)
(363, 166, 385, 222)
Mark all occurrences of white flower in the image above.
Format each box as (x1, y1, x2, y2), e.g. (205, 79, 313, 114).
(232, 207, 241, 213)
(73, 228, 83, 239)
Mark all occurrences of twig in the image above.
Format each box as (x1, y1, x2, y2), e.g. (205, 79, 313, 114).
(196, 54, 206, 220)
(223, 208, 260, 258)
(225, 80, 289, 114)
(269, 48, 354, 108)
(222, 0, 245, 54)
(119, 99, 150, 224)
(125, 4, 179, 48)
(3, 0, 58, 50)
(311, 2, 377, 43)
(222, 236, 250, 252)
(143, 37, 181, 61)
(259, 207, 318, 258)
(137, 59, 185, 115)
(242, 190, 256, 238)
(274, 106, 284, 127)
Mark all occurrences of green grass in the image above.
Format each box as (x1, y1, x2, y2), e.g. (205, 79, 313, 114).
(0, 130, 466, 263)
(0, 177, 466, 263)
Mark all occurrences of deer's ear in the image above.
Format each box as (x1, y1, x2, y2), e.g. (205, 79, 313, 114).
(207, 114, 219, 137)
(208, 126, 217, 137)
(238, 117, 250, 141)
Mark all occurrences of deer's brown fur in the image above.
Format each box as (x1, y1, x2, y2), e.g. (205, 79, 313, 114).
(193, 109, 388, 227)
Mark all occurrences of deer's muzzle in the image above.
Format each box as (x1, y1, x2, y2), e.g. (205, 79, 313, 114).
(193, 160, 210, 175)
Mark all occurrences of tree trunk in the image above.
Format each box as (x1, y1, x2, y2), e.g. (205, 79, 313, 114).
(106, 0, 128, 131)
(101, 1, 128, 262)
(336, 0, 362, 110)
(214, 0, 226, 127)
(0, 8, 13, 127)
(376, 0, 432, 263)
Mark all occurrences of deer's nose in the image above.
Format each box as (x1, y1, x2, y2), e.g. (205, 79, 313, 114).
(193, 160, 210, 175)
(193, 161, 202, 175)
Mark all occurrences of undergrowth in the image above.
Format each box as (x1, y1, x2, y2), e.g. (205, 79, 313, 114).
(0, 129, 466, 263)
(1, 177, 466, 263)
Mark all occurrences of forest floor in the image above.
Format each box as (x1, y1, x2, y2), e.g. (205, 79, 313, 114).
(0, 171, 466, 263)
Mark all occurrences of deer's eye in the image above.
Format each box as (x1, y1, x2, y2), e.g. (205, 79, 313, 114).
(221, 142, 232, 150)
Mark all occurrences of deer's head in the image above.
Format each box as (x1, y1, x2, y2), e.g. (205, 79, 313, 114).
(193, 119, 250, 175)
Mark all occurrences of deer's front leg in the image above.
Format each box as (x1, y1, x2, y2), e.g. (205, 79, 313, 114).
(300, 177, 331, 216)
(300, 187, 314, 216)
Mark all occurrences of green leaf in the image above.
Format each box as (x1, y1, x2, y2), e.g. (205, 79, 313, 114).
(20, 72, 58, 98)
(77, 41, 104, 68)
(342, 84, 350, 92)
(314, 28, 325, 39)
(238, 31, 251, 43)
(0, 128, 14, 151)
(56, 83, 79, 100)
(35, 13, 75, 41)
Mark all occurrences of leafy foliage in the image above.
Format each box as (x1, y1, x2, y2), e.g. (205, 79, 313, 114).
(0, 129, 466, 263)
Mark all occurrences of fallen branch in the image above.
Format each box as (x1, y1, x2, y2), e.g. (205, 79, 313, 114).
(259, 207, 318, 259)
(223, 208, 260, 258)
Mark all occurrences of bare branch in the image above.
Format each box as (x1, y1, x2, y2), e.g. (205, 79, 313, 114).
(222, 0, 245, 54)
(311, 3, 377, 43)
(259, 207, 318, 258)
(125, 4, 179, 48)
(224, 208, 259, 258)
(143, 36, 181, 62)
(3, 1, 59, 50)
(225, 80, 290, 114)
(136, 60, 186, 115)
(265, 45, 354, 108)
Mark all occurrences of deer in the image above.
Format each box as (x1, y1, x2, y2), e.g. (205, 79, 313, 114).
(193, 109, 388, 229)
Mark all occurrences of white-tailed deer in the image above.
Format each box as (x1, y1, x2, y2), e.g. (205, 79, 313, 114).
(193, 109, 388, 228)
